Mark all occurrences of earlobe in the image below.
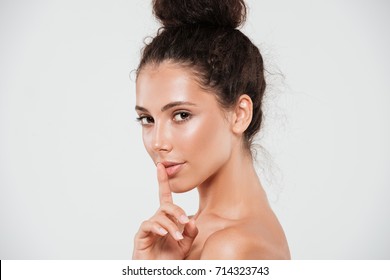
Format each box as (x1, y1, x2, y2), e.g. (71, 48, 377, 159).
(232, 94, 253, 134)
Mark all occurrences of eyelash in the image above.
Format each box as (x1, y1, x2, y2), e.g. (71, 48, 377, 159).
(173, 111, 191, 123)
(136, 111, 192, 126)
(135, 116, 154, 125)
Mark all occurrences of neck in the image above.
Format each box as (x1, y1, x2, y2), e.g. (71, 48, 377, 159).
(195, 143, 268, 220)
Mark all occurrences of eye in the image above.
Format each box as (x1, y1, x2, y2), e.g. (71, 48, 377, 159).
(136, 116, 154, 125)
(173, 112, 191, 122)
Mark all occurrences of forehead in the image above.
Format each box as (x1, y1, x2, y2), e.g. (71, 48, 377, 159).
(136, 62, 217, 109)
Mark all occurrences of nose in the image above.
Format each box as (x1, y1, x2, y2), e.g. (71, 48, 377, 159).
(151, 122, 172, 153)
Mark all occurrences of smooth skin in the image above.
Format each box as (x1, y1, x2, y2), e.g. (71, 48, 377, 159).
(133, 61, 291, 259)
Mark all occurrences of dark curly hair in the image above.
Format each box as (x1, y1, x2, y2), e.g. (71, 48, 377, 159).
(137, 0, 266, 151)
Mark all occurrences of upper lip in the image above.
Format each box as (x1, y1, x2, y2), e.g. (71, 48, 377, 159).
(159, 161, 184, 168)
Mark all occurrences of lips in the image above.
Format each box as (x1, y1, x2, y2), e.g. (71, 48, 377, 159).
(160, 161, 185, 177)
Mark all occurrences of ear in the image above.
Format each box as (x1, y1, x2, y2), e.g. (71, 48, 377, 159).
(231, 94, 253, 135)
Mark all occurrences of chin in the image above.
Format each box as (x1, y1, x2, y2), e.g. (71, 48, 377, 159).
(168, 177, 196, 193)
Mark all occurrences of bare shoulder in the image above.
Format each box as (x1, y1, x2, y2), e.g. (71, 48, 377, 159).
(200, 222, 290, 260)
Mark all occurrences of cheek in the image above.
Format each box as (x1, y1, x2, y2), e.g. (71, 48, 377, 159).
(141, 129, 154, 158)
(179, 115, 232, 173)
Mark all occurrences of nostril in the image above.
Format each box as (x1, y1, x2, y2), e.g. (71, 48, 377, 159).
(153, 142, 170, 152)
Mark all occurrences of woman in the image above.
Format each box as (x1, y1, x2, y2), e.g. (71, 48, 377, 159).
(132, 0, 290, 260)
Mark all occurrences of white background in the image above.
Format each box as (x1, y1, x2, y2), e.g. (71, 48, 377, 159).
(0, 0, 389, 259)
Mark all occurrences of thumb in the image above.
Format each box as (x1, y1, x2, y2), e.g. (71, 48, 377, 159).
(180, 219, 198, 249)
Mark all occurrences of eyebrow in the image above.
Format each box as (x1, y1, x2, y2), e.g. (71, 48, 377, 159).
(135, 101, 197, 113)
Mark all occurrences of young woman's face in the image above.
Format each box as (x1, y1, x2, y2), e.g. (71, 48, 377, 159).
(135, 62, 234, 193)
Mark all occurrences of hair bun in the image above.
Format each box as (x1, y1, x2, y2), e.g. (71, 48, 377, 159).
(153, 0, 247, 29)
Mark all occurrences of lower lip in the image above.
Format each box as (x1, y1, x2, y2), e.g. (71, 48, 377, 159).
(165, 163, 184, 177)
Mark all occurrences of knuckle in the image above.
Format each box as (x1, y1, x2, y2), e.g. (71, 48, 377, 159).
(139, 220, 151, 230)
(168, 204, 184, 219)
(158, 203, 185, 221)
(157, 204, 167, 213)
(159, 202, 171, 210)
(140, 220, 149, 227)
(160, 192, 171, 200)
(172, 206, 184, 217)
(158, 214, 176, 228)
(151, 211, 166, 222)
(151, 210, 165, 221)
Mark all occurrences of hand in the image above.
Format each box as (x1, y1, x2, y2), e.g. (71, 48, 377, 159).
(132, 163, 198, 259)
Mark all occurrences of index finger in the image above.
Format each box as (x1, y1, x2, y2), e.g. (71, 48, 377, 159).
(157, 163, 173, 204)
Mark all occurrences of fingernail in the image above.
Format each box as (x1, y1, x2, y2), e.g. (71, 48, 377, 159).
(175, 231, 184, 240)
(180, 215, 189, 223)
(159, 228, 168, 235)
